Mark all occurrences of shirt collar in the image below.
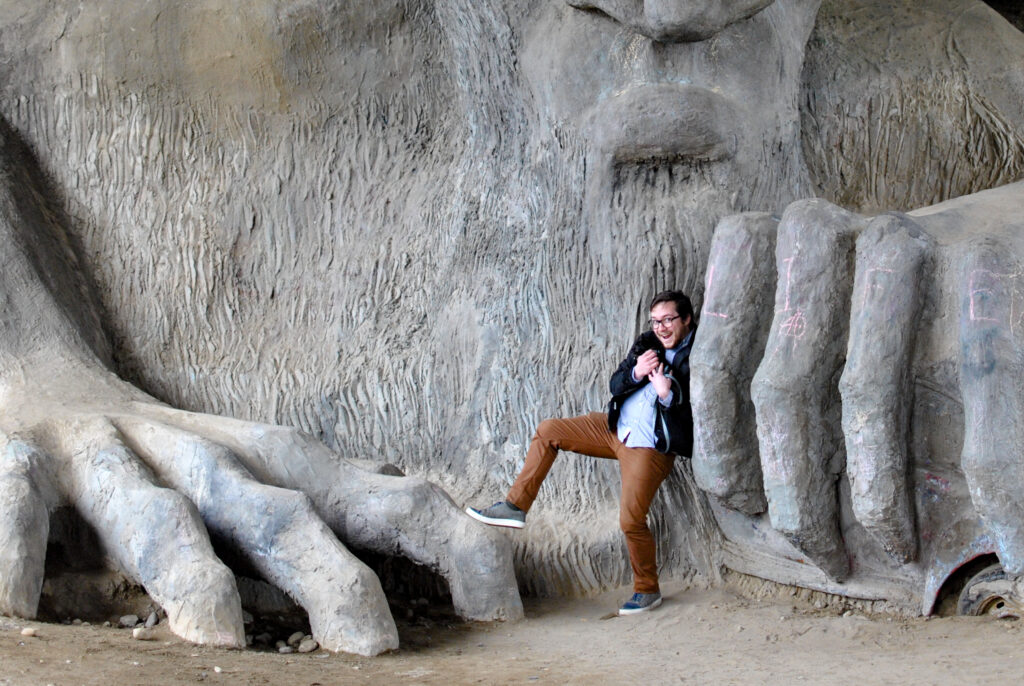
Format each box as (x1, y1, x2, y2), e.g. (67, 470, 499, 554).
(674, 328, 694, 351)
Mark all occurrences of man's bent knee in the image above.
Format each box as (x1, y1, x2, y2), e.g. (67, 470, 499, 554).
(619, 512, 650, 537)
(534, 418, 559, 440)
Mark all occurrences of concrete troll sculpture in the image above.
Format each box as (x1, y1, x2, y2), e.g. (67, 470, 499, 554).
(0, 121, 523, 656)
(691, 0, 1024, 613)
(0, 0, 1022, 655)
(0, 124, 525, 656)
(692, 184, 1024, 611)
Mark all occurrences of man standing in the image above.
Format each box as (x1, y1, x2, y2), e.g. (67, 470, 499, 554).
(467, 290, 696, 615)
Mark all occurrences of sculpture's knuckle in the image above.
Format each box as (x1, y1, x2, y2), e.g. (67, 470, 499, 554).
(266, 487, 315, 518)
(141, 487, 196, 527)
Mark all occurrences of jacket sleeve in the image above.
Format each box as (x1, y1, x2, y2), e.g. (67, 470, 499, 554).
(609, 333, 655, 396)
(665, 338, 693, 407)
(661, 332, 696, 456)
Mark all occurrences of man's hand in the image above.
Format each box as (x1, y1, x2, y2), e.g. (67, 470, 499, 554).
(649, 363, 672, 400)
(634, 349, 660, 380)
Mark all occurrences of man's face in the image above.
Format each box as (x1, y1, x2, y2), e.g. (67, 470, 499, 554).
(650, 301, 691, 350)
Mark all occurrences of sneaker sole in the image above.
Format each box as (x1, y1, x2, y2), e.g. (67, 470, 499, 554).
(618, 597, 663, 616)
(465, 506, 525, 529)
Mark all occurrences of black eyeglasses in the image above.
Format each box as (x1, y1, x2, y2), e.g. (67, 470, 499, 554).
(650, 315, 680, 329)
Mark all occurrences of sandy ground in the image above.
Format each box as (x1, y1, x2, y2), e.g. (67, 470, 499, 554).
(2, 578, 1023, 686)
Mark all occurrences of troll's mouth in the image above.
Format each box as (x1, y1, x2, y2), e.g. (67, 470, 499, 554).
(585, 83, 738, 163)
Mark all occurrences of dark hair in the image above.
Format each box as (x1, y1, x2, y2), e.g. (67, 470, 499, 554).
(649, 290, 694, 322)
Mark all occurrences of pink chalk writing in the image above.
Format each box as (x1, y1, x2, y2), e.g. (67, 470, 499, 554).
(703, 264, 728, 319)
(967, 268, 1024, 336)
(779, 309, 807, 339)
(860, 267, 895, 309)
(777, 256, 795, 314)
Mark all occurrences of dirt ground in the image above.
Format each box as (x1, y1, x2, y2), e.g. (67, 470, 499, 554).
(2, 577, 1023, 686)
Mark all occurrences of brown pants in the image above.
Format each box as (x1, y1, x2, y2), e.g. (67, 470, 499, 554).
(506, 412, 674, 594)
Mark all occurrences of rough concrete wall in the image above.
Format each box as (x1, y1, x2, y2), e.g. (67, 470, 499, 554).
(7, 0, 1015, 600)
(1, 0, 817, 595)
(802, 0, 1024, 214)
(981, 0, 1024, 31)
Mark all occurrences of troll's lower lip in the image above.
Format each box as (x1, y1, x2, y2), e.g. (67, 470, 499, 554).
(585, 83, 737, 162)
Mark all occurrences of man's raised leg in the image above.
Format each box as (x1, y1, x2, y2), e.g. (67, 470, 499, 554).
(467, 412, 616, 527)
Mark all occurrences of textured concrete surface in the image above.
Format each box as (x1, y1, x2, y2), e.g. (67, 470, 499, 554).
(749, 200, 860, 581)
(695, 181, 1024, 606)
(0, 0, 1023, 645)
(691, 213, 777, 515)
(0, 0, 824, 605)
(840, 214, 933, 563)
(958, 234, 1024, 576)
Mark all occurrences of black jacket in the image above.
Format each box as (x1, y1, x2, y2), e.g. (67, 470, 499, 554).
(606, 328, 695, 457)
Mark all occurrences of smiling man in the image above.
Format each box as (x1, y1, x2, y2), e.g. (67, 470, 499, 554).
(468, 291, 697, 615)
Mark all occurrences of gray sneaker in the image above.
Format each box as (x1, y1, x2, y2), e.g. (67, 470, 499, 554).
(618, 592, 663, 615)
(465, 501, 525, 529)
